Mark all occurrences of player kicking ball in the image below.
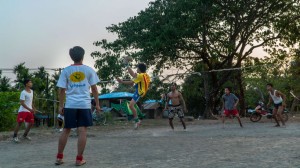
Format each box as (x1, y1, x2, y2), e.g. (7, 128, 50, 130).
(116, 56, 150, 129)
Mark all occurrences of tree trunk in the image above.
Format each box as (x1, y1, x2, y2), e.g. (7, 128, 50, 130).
(202, 72, 213, 119)
(236, 70, 246, 116)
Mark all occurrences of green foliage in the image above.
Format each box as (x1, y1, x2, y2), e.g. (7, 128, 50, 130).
(92, 0, 300, 117)
(143, 76, 169, 100)
(113, 82, 135, 93)
(13, 62, 32, 90)
(0, 70, 11, 92)
(100, 87, 111, 94)
(242, 46, 300, 108)
(181, 74, 206, 117)
(0, 92, 19, 131)
(32, 67, 49, 96)
(93, 0, 300, 73)
(288, 48, 300, 93)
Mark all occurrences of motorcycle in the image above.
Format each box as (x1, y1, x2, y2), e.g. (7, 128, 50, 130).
(249, 101, 289, 122)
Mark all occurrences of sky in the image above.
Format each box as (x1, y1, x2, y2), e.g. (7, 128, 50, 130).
(0, 0, 267, 82)
(0, 0, 152, 79)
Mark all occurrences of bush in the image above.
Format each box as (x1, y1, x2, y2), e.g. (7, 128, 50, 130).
(0, 92, 19, 131)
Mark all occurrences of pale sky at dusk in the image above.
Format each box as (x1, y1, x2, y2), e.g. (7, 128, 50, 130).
(0, 0, 266, 81)
(0, 0, 152, 78)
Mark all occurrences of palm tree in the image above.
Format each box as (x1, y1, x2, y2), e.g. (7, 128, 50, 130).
(0, 70, 11, 92)
(13, 62, 31, 90)
(0, 76, 11, 92)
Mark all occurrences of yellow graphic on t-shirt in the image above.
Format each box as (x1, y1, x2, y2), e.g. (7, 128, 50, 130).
(70, 72, 85, 82)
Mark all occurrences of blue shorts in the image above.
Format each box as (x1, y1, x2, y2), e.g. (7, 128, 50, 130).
(132, 91, 141, 102)
(64, 108, 93, 128)
(132, 85, 141, 102)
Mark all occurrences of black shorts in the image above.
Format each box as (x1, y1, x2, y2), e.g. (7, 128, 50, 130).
(274, 102, 283, 110)
(64, 108, 93, 128)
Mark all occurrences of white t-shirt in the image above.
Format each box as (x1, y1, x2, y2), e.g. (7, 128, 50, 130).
(269, 90, 283, 104)
(18, 89, 33, 113)
(57, 64, 100, 109)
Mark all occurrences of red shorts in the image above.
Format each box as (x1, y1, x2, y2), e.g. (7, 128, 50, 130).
(17, 112, 34, 123)
(224, 109, 239, 117)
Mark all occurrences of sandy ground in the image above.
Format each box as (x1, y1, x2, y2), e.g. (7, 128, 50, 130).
(0, 117, 300, 168)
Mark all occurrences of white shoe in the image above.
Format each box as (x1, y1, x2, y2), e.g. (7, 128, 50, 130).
(134, 120, 141, 129)
(59, 128, 63, 132)
(13, 137, 20, 143)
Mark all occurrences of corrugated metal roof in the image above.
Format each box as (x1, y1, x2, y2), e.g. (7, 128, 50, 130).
(99, 92, 133, 100)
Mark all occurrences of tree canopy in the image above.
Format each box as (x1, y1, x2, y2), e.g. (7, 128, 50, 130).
(92, 0, 300, 117)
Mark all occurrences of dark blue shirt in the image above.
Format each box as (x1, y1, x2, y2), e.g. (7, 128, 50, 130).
(222, 93, 239, 110)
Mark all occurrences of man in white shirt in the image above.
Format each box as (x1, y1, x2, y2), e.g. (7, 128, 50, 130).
(55, 46, 101, 166)
(13, 79, 36, 143)
(266, 83, 286, 127)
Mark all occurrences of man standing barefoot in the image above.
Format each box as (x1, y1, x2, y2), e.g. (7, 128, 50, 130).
(164, 83, 187, 131)
(55, 46, 100, 166)
(222, 87, 243, 128)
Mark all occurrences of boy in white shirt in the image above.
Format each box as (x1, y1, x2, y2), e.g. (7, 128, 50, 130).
(55, 46, 101, 166)
(13, 79, 35, 143)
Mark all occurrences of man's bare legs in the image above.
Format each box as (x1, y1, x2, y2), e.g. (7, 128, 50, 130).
(272, 109, 280, 127)
(75, 126, 88, 165)
(222, 115, 243, 128)
(169, 118, 186, 130)
(23, 122, 33, 137)
(222, 116, 225, 129)
(179, 118, 186, 130)
(129, 99, 141, 129)
(13, 122, 33, 142)
(235, 114, 243, 128)
(13, 122, 22, 138)
(58, 128, 71, 154)
(276, 106, 285, 126)
(129, 99, 137, 119)
(169, 118, 174, 130)
(77, 127, 87, 157)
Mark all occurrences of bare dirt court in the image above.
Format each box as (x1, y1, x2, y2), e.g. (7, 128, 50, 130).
(0, 118, 300, 168)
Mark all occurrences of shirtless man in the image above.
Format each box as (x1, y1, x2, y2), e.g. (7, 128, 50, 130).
(164, 83, 187, 131)
(266, 83, 286, 127)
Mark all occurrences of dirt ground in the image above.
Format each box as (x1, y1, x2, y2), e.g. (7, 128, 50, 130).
(0, 116, 300, 168)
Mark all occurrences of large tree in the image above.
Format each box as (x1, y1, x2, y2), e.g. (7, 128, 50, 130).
(92, 0, 300, 118)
